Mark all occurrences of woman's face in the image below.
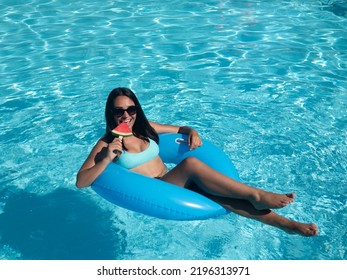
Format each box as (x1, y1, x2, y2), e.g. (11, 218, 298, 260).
(113, 95, 137, 130)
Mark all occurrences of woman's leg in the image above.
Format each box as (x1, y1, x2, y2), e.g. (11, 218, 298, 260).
(188, 184, 318, 237)
(215, 197, 317, 236)
(161, 157, 295, 210)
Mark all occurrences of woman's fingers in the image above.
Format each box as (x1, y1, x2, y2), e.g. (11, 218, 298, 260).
(108, 137, 123, 159)
(188, 135, 203, 150)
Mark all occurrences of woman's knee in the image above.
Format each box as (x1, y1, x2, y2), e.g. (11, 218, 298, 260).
(180, 156, 203, 170)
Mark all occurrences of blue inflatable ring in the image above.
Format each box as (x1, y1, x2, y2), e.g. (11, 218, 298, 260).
(91, 133, 239, 220)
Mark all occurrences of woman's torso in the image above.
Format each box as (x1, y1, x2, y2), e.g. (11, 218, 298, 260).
(105, 136, 167, 177)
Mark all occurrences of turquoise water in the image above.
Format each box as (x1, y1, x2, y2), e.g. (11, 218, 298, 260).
(0, 0, 346, 260)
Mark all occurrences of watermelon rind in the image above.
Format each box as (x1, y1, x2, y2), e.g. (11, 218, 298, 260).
(111, 130, 133, 137)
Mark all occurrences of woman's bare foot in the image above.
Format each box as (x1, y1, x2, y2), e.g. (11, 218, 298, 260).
(283, 221, 318, 237)
(250, 191, 295, 210)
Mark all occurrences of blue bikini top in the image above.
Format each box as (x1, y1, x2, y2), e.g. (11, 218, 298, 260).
(114, 138, 159, 169)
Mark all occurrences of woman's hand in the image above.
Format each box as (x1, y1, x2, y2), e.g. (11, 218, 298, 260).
(187, 128, 202, 150)
(107, 137, 123, 161)
(178, 126, 203, 150)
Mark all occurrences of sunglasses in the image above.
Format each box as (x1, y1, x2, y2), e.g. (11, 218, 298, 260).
(112, 106, 137, 117)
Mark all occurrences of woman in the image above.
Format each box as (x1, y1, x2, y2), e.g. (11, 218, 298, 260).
(76, 87, 318, 237)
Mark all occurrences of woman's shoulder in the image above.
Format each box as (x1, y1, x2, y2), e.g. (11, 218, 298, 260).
(91, 135, 110, 151)
(99, 134, 113, 144)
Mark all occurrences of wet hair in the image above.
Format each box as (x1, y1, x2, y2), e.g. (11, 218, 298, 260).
(104, 87, 159, 144)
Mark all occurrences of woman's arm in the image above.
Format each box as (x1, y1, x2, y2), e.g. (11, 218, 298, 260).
(76, 137, 123, 188)
(149, 121, 180, 134)
(149, 122, 202, 150)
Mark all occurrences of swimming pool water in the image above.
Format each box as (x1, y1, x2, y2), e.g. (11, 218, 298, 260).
(0, 0, 346, 260)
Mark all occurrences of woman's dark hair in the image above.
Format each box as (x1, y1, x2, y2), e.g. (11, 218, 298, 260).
(104, 87, 159, 144)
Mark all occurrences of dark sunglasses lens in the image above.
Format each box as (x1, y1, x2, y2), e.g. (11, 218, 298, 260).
(127, 106, 137, 115)
(113, 106, 137, 117)
(113, 109, 124, 117)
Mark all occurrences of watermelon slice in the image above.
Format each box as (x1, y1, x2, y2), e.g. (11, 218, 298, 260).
(111, 122, 133, 138)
